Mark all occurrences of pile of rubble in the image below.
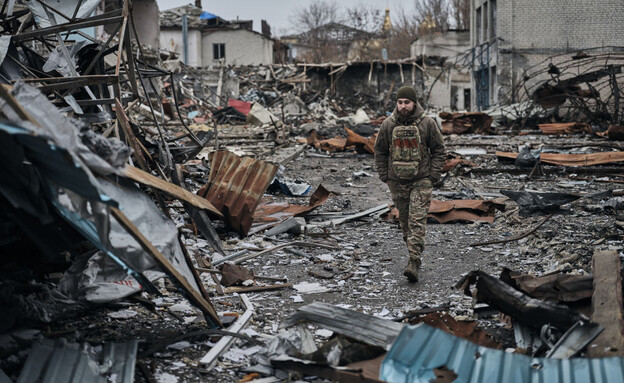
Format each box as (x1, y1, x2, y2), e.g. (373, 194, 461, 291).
(2, 1, 624, 383)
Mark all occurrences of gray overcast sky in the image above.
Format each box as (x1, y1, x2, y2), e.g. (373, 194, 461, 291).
(156, 0, 414, 36)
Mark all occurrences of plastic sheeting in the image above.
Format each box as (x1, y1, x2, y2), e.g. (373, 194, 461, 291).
(59, 178, 202, 303)
(0, 82, 129, 176)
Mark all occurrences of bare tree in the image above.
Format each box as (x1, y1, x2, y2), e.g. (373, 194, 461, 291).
(291, 1, 343, 62)
(414, 0, 451, 34)
(450, 0, 470, 29)
(292, 1, 342, 33)
(387, 7, 419, 59)
(343, 3, 384, 34)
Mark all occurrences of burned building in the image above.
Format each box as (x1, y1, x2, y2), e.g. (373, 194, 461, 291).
(470, 0, 624, 110)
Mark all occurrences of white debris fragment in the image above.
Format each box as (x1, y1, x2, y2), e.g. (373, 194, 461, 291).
(293, 282, 329, 294)
(315, 329, 333, 338)
(155, 372, 178, 383)
(169, 302, 194, 313)
(316, 254, 334, 262)
(375, 308, 390, 317)
(167, 341, 192, 350)
(290, 295, 304, 302)
(222, 347, 248, 362)
(108, 309, 137, 319)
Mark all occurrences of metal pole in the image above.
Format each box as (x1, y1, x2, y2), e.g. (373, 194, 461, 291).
(182, 13, 188, 65)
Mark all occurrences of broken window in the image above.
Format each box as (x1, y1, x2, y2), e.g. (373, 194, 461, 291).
(213, 43, 225, 60)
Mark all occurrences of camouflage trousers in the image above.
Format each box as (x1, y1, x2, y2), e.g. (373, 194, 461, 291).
(387, 178, 433, 261)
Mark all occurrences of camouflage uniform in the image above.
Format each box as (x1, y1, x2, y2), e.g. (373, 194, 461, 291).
(374, 101, 445, 281)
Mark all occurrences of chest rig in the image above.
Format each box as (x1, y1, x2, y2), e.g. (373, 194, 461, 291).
(391, 114, 425, 180)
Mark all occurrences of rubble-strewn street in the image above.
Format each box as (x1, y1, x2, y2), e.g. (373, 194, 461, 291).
(2, 1, 624, 382)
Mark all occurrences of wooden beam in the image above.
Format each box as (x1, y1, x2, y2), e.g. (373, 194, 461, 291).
(224, 283, 293, 294)
(122, 165, 223, 218)
(114, 99, 149, 170)
(588, 250, 624, 357)
(109, 206, 222, 328)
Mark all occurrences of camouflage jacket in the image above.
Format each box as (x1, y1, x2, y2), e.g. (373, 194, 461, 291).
(374, 102, 445, 184)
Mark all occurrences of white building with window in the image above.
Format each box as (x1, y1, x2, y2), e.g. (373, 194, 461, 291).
(159, 5, 274, 67)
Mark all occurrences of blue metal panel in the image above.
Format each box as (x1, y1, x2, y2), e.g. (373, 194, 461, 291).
(381, 324, 624, 383)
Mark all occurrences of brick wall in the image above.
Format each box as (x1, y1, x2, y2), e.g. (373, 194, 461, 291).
(471, 0, 624, 107)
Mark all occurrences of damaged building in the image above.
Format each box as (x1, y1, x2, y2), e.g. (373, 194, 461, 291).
(470, 0, 624, 111)
(159, 5, 274, 67)
(411, 29, 471, 111)
(1, 0, 624, 382)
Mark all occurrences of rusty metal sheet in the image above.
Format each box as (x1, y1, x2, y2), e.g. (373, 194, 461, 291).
(409, 312, 502, 349)
(439, 112, 492, 135)
(250, 185, 334, 234)
(442, 158, 476, 172)
(428, 199, 505, 223)
(538, 122, 591, 135)
(497, 150, 624, 166)
(306, 131, 347, 152)
(344, 127, 376, 154)
(384, 199, 505, 224)
(198, 150, 278, 235)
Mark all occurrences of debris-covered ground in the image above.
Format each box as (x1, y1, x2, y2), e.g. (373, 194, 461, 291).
(2, 2, 624, 382)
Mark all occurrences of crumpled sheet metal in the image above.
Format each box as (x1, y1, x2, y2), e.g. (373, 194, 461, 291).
(250, 185, 334, 234)
(439, 112, 492, 135)
(409, 312, 502, 349)
(306, 130, 347, 152)
(442, 158, 476, 172)
(538, 122, 591, 135)
(380, 323, 624, 383)
(18, 338, 138, 383)
(428, 199, 506, 223)
(496, 150, 624, 166)
(198, 150, 278, 235)
(344, 127, 376, 154)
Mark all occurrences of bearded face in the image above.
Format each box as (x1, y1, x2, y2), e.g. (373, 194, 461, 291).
(397, 98, 415, 117)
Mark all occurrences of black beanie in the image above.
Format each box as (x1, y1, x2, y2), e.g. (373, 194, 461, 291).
(396, 86, 417, 102)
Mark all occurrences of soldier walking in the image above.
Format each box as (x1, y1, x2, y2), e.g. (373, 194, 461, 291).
(374, 86, 446, 282)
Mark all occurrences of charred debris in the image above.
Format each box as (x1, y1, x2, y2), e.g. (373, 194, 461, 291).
(1, 1, 624, 382)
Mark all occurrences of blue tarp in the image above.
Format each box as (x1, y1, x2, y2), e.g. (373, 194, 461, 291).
(200, 11, 218, 20)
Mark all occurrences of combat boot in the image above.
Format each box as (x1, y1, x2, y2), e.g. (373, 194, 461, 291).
(403, 257, 421, 282)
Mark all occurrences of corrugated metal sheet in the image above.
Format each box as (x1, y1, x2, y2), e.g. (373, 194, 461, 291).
(17, 338, 138, 383)
(198, 150, 278, 235)
(496, 150, 624, 166)
(380, 324, 624, 383)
